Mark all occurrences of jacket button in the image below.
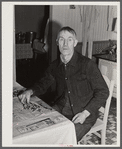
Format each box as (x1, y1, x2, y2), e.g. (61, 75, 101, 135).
(71, 104, 73, 107)
(65, 77, 68, 80)
(68, 91, 70, 94)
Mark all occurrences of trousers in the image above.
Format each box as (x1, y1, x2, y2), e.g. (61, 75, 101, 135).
(52, 104, 96, 142)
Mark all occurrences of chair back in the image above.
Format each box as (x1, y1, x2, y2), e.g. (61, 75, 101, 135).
(99, 75, 115, 127)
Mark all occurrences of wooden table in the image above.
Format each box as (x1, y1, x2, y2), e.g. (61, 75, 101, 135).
(13, 82, 77, 146)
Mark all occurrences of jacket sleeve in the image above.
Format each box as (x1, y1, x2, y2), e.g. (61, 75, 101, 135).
(30, 64, 55, 97)
(85, 60, 109, 114)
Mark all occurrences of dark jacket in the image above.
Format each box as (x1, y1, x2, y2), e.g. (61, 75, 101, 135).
(31, 51, 109, 122)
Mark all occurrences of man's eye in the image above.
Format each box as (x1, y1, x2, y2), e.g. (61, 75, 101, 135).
(68, 38, 73, 42)
(59, 38, 64, 42)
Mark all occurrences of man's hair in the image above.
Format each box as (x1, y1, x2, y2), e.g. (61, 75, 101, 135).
(57, 26, 77, 39)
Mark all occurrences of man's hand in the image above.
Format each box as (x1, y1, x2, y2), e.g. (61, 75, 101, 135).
(18, 89, 33, 104)
(72, 110, 90, 124)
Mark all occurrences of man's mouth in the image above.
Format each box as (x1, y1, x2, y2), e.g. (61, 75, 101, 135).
(63, 47, 68, 50)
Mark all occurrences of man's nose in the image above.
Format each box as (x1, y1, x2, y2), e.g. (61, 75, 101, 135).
(64, 39, 68, 46)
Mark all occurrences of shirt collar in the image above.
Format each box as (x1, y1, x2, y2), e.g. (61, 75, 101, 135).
(58, 50, 78, 67)
(68, 50, 78, 66)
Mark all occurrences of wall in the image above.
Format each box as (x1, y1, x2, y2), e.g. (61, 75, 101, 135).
(93, 5, 117, 41)
(15, 5, 48, 39)
(49, 5, 117, 61)
(49, 5, 82, 61)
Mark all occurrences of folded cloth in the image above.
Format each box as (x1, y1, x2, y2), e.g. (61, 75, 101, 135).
(33, 39, 46, 53)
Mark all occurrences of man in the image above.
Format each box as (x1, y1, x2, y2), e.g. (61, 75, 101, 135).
(19, 26, 109, 142)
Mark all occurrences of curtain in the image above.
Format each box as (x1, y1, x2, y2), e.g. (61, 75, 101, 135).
(81, 5, 99, 59)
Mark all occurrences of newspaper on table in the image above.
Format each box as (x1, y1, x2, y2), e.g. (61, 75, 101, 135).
(13, 83, 65, 138)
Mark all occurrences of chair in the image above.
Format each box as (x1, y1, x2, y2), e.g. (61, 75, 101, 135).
(81, 75, 115, 145)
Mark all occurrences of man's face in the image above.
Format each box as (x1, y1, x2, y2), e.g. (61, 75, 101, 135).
(57, 31, 78, 56)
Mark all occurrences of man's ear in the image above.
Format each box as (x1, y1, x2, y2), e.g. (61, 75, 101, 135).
(74, 39, 78, 47)
(56, 39, 59, 46)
